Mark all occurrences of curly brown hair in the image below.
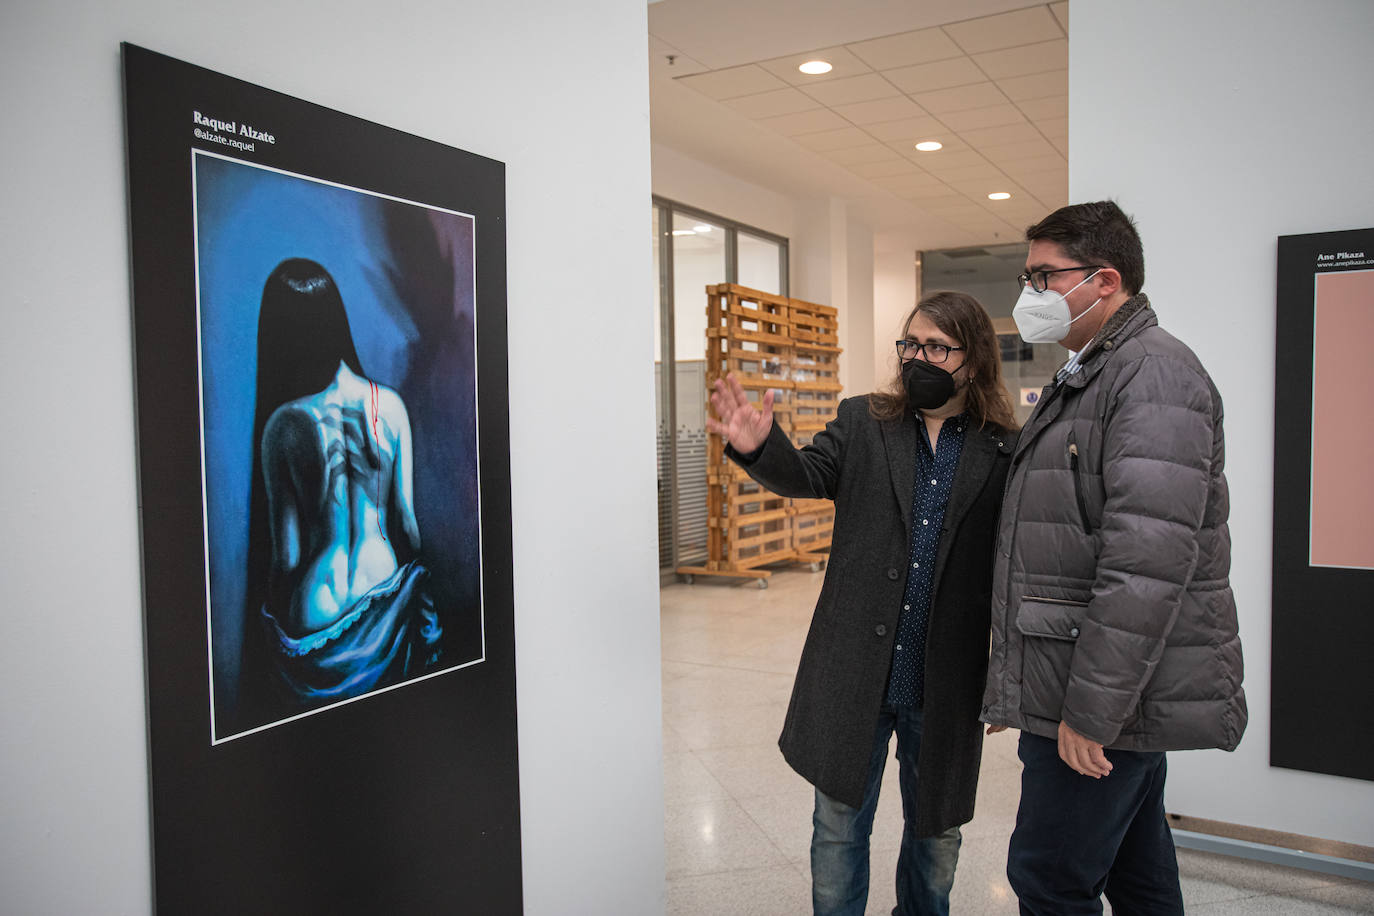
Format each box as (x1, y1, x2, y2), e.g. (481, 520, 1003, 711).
(868, 289, 1018, 431)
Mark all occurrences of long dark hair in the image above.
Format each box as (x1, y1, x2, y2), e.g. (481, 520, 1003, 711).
(869, 289, 1018, 431)
(252, 259, 363, 424)
(239, 258, 362, 723)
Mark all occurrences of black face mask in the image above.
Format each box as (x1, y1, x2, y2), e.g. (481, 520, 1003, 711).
(902, 357, 956, 409)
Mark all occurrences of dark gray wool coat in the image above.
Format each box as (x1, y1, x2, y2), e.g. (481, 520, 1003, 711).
(732, 396, 1013, 837)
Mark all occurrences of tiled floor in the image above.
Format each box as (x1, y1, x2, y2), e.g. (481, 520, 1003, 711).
(662, 568, 1374, 915)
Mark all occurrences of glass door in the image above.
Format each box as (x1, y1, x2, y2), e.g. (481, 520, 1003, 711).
(653, 198, 788, 579)
(666, 212, 724, 569)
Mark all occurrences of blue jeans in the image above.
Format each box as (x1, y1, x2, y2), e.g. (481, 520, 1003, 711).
(1008, 732, 1184, 915)
(811, 704, 961, 916)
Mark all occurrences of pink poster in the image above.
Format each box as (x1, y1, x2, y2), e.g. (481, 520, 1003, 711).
(1310, 269, 1374, 569)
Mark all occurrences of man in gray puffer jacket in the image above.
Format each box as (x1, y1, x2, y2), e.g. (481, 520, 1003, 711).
(981, 201, 1246, 915)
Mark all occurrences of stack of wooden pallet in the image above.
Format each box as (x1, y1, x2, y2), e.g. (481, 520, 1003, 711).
(785, 296, 841, 562)
(677, 283, 842, 588)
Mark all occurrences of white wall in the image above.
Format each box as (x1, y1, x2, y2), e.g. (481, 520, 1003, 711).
(873, 235, 919, 391)
(845, 216, 877, 396)
(652, 142, 797, 240)
(652, 148, 883, 398)
(1074, 0, 1374, 846)
(0, 1, 663, 912)
(790, 197, 842, 305)
(789, 197, 879, 397)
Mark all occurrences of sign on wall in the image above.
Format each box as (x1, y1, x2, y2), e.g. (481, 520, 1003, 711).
(122, 44, 521, 911)
(1272, 227, 1374, 784)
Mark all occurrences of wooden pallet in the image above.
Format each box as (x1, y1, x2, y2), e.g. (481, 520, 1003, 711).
(789, 296, 842, 436)
(680, 284, 842, 587)
(705, 283, 794, 425)
(788, 296, 839, 346)
(792, 504, 836, 556)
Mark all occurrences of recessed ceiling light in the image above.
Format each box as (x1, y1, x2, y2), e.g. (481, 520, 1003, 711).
(798, 60, 833, 75)
(914, 140, 943, 152)
(693, 224, 712, 233)
(988, 192, 1012, 200)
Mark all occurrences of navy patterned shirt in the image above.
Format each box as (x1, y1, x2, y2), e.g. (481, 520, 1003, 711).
(886, 411, 968, 707)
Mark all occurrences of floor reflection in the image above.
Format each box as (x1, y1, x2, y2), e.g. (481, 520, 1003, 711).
(661, 568, 1374, 915)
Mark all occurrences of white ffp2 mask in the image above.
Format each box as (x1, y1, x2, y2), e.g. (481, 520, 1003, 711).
(1012, 269, 1102, 343)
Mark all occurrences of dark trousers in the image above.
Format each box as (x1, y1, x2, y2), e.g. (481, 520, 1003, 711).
(1008, 732, 1183, 916)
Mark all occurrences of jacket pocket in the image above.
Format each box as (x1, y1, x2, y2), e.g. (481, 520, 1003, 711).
(1067, 433, 1092, 535)
(1016, 597, 1087, 723)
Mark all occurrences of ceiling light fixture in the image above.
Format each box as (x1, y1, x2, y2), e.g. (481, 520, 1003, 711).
(671, 229, 695, 236)
(693, 224, 712, 233)
(914, 140, 943, 152)
(798, 60, 833, 75)
(988, 192, 1012, 200)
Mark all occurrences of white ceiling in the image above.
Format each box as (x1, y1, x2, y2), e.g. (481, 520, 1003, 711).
(649, 0, 1069, 248)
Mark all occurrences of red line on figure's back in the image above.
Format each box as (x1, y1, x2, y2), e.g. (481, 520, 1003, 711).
(370, 380, 387, 540)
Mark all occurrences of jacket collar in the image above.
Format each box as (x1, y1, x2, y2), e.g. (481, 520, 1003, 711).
(882, 412, 917, 529)
(929, 424, 1009, 597)
(882, 411, 1009, 539)
(1010, 294, 1156, 466)
(882, 408, 968, 523)
(1058, 293, 1156, 390)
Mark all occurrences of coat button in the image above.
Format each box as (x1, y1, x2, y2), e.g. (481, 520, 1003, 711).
(886, 568, 899, 580)
(875, 624, 887, 637)
(1070, 627, 1080, 638)
(1103, 340, 1115, 350)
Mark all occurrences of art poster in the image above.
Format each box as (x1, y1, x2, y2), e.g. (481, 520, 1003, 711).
(123, 44, 521, 911)
(1271, 227, 1374, 784)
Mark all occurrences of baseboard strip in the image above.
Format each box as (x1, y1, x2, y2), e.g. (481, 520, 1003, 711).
(1172, 829, 1374, 882)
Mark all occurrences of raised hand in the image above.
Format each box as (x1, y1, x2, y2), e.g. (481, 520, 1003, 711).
(706, 373, 775, 455)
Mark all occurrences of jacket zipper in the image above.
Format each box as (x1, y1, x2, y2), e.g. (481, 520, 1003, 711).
(1020, 595, 1089, 607)
(1068, 440, 1093, 535)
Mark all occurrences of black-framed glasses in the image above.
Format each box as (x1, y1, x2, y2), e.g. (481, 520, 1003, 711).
(895, 340, 963, 364)
(1017, 265, 1103, 292)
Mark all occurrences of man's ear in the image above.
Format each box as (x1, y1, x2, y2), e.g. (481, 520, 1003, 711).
(1096, 266, 1123, 297)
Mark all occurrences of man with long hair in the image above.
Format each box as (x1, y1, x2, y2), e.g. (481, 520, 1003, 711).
(709, 291, 1017, 916)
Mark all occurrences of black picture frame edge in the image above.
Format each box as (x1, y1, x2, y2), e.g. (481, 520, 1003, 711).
(122, 41, 522, 913)
(1269, 226, 1374, 784)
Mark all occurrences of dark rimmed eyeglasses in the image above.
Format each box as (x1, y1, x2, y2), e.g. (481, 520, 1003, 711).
(895, 340, 963, 364)
(1017, 265, 1103, 293)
